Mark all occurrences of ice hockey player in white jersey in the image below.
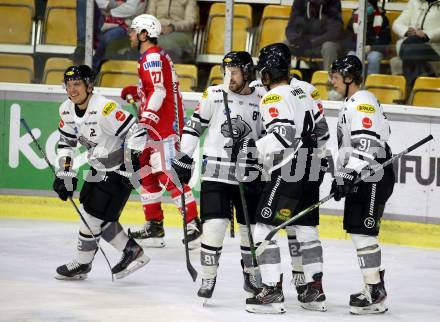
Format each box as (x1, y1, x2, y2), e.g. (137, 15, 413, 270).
(172, 51, 264, 304)
(54, 65, 150, 280)
(235, 48, 327, 314)
(250, 43, 329, 311)
(329, 55, 395, 314)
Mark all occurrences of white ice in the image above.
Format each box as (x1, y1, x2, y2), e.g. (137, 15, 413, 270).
(0, 218, 439, 322)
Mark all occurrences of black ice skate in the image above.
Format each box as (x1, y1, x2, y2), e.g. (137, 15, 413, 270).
(241, 260, 261, 298)
(112, 238, 150, 279)
(197, 277, 217, 306)
(298, 272, 327, 312)
(291, 270, 307, 295)
(245, 281, 286, 314)
(128, 220, 165, 248)
(55, 260, 92, 280)
(350, 269, 386, 302)
(349, 278, 387, 315)
(183, 218, 202, 250)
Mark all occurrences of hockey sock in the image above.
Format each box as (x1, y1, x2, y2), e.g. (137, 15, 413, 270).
(140, 185, 164, 222)
(296, 226, 323, 283)
(239, 224, 255, 272)
(101, 222, 129, 251)
(167, 183, 198, 223)
(200, 219, 228, 278)
(352, 234, 381, 285)
(285, 226, 303, 272)
(253, 223, 282, 285)
(75, 206, 103, 264)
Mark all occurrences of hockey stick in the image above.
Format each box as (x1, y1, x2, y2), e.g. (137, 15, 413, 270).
(20, 118, 114, 281)
(222, 69, 260, 279)
(168, 60, 198, 282)
(256, 134, 434, 257)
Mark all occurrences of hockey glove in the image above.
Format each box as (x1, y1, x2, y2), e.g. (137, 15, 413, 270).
(140, 110, 160, 134)
(172, 153, 194, 184)
(121, 85, 139, 102)
(232, 137, 257, 162)
(330, 167, 358, 201)
(301, 132, 318, 149)
(318, 157, 329, 185)
(53, 171, 78, 201)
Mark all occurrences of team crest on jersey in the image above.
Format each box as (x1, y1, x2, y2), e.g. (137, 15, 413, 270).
(263, 93, 282, 104)
(311, 89, 321, 100)
(115, 111, 126, 122)
(220, 115, 252, 140)
(143, 60, 162, 70)
(269, 106, 279, 117)
(356, 104, 376, 113)
(102, 102, 116, 116)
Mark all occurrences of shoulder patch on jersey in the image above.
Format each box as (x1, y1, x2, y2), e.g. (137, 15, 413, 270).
(202, 89, 208, 99)
(356, 104, 376, 114)
(143, 60, 162, 70)
(362, 117, 373, 128)
(102, 102, 117, 116)
(115, 111, 127, 122)
(268, 107, 279, 117)
(311, 89, 321, 100)
(262, 93, 282, 104)
(59, 119, 64, 128)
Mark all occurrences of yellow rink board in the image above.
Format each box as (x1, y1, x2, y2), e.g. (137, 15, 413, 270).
(1, 195, 439, 249)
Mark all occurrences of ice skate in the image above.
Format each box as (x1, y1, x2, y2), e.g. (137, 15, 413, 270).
(184, 218, 202, 250)
(291, 270, 307, 295)
(112, 238, 150, 279)
(298, 273, 327, 312)
(245, 282, 286, 314)
(241, 260, 261, 298)
(350, 280, 387, 315)
(197, 277, 217, 306)
(128, 220, 165, 248)
(55, 260, 92, 280)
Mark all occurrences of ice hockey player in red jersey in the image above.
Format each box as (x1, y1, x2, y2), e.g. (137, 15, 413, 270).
(121, 14, 201, 249)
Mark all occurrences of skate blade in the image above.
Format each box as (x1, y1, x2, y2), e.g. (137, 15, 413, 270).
(202, 298, 209, 307)
(139, 238, 165, 248)
(350, 303, 388, 315)
(55, 273, 88, 281)
(245, 303, 286, 314)
(114, 254, 150, 280)
(300, 301, 327, 312)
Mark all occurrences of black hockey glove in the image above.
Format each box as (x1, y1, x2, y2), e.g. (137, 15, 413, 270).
(53, 171, 78, 201)
(330, 167, 359, 201)
(301, 132, 318, 149)
(172, 153, 194, 184)
(318, 157, 329, 185)
(232, 137, 257, 162)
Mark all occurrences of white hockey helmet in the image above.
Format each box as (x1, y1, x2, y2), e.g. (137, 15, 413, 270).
(130, 14, 162, 38)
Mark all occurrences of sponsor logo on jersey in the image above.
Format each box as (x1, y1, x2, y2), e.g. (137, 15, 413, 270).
(362, 117, 373, 128)
(102, 102, 116, 116)
(317, 102, 324, 114)
(356, 104, 376, 113)
(143, 60, 162, 70)
(262, 93, 282, 104)
(261, 207, 272, 219)
(364, 217, 375, 228)
(202, 89, 208, 99)
(59, 119, 64, 128)
(195, 103, 201, 112)
(61, 110, 70, 115)
(115, 111, 126, 122)
(275, 208, 292, 222)
(311, 89, 321, 100)
(88, 110, 97, 115)
(269, 106, 279, 117)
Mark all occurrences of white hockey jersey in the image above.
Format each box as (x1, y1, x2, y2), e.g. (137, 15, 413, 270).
(57, 93, 137, 172)
(255, 84, 316, 171)
(251, 78, 329, 148)
(337, 90, 392, 172)
(181, 85, 264, 184)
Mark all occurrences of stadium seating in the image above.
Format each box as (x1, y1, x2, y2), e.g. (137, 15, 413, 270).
(197, 3, 252, 63)
(0, 53, 34, 83)
(311, 70, 329, 100)
(0, 0, 35, 53)
(42, 57, 73, 85)
(207, 65, 223, 87)
(409, 77, 440, 108)
(174, 64, 198, 92)
(254, 5, 291, 55)
(365, 74, 406, 104)
(97, 60, 138, 88)
(291, 69, 303, 80)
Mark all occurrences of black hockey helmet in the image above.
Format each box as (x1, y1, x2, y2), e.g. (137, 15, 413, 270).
(63, 65, 95, 86)
(259, 43, 292, 66)
(222, 51, 255, 82)
(256, 52, 290, 84)
(330, 55, 363, 84)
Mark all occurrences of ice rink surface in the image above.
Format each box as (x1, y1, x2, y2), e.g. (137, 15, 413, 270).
(1, 218, 439, 322)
